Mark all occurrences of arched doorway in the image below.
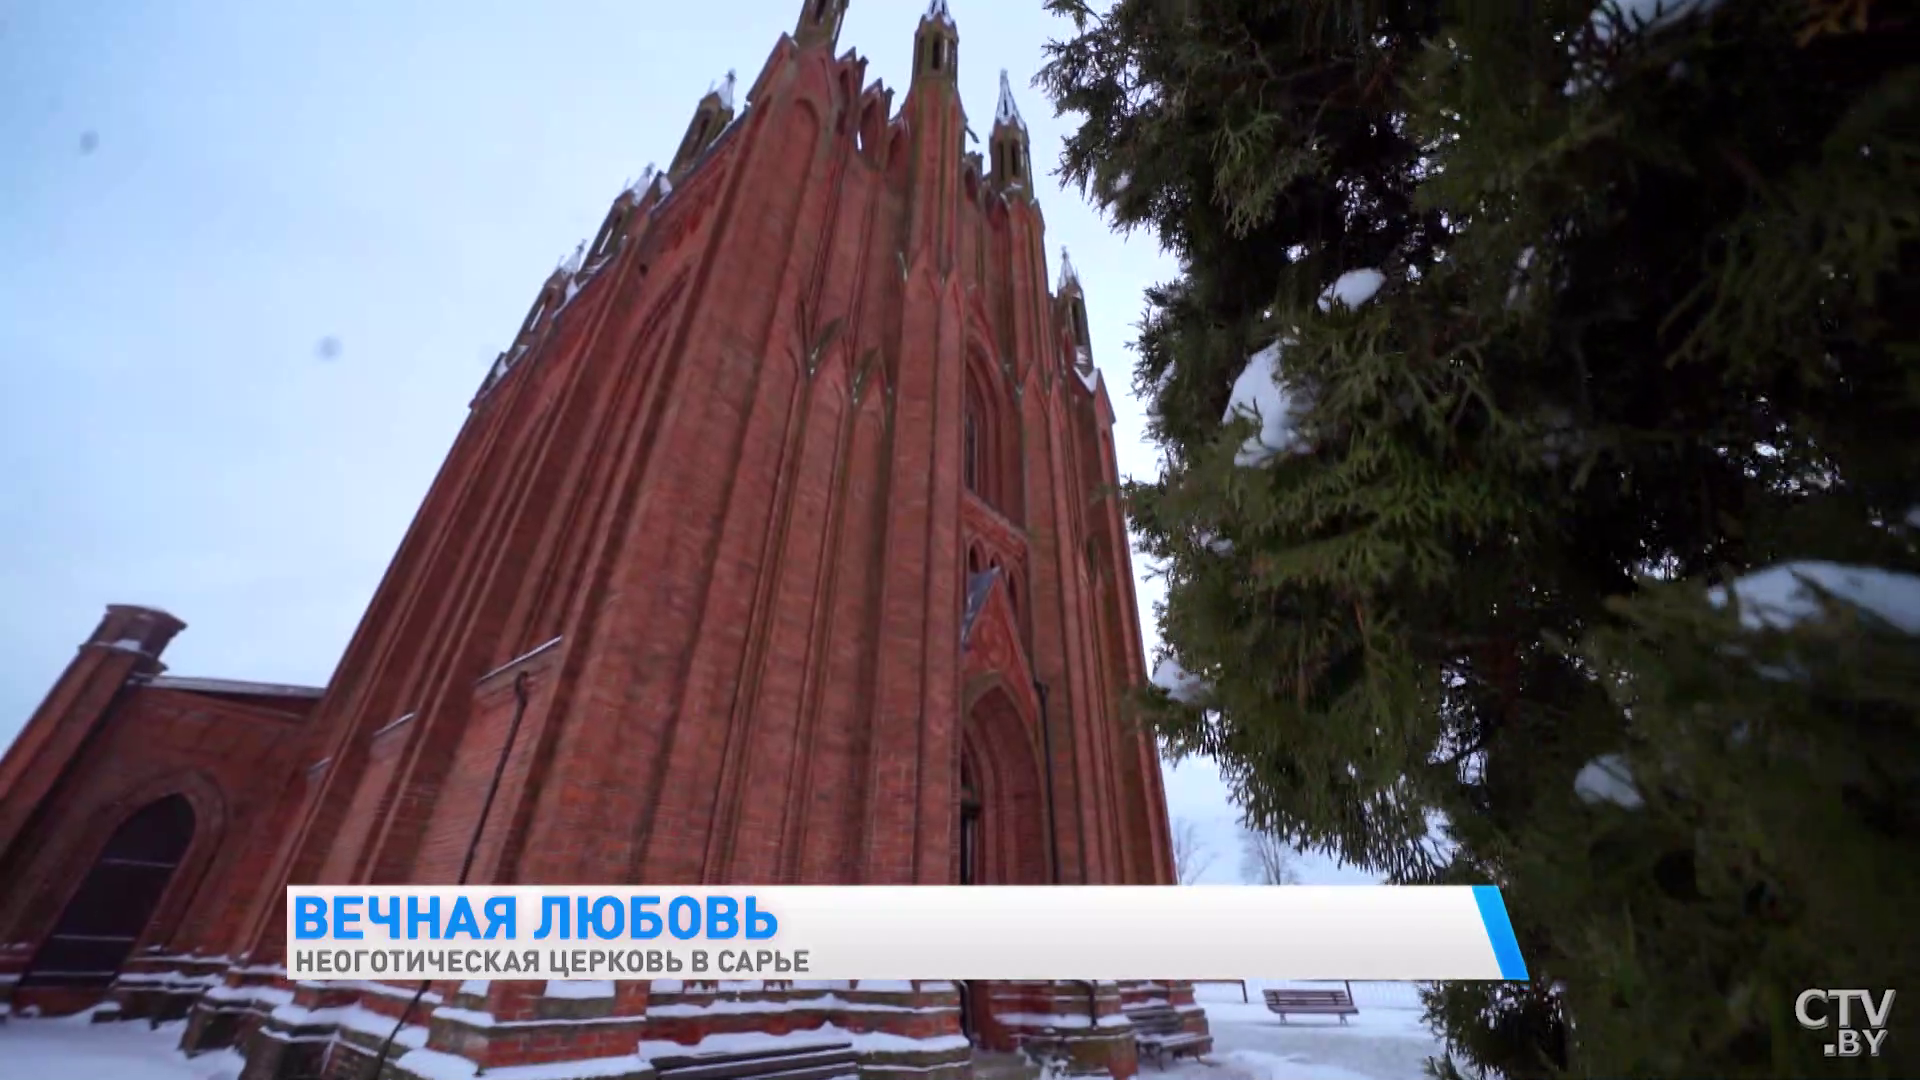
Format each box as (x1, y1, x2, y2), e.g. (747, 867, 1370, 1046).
(957, 685, 1048, 1048)
(960, 687, 1048, 887)
(20, 794, 196, 990)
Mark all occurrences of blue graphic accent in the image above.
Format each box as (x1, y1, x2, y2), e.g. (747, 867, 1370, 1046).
(1472, 885, 1529, 980)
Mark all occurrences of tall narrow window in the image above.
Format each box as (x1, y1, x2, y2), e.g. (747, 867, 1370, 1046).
(959, 759, 981, 885)
(963, 411, 979, 493)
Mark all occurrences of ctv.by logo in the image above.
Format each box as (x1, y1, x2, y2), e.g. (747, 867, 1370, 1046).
(1795, 989, 1896, 1058)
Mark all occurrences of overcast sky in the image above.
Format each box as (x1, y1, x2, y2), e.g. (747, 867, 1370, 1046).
(0, 0, 1374, 887)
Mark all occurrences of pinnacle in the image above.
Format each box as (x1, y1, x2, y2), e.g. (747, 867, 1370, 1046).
(995, 69, 1025, 130)
(711, 70, 737, 111)
(1059, 247, 1079, 290)
(926, 0, 954, 25)
(625, 163, 659, 198)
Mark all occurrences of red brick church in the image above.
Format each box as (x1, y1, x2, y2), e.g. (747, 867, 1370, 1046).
(0, 3, 1210, 1077)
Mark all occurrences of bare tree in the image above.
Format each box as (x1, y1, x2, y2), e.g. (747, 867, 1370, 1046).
(1171, 817, 1216, 884)
(1239, 826, 1302, 885)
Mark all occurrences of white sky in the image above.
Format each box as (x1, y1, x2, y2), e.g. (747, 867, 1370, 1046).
(0, 0, 1374, 887)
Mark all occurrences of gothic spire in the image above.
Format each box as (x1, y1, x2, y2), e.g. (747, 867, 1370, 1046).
(668, 71, 739, 180)
(994, 69, 1025, 130)
(988, 69, 1031, 193)
(1059, 247, 1080, 293)
(914, 0, 959, 84)
(794, 0, 849, 50)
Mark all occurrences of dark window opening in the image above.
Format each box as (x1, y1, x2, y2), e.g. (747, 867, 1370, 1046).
(931, 39, 946, 72)
(963, 411, 979, 493)
(21, 795, 196, 989)
(813, 0, 832, 17)
(959, 759, 981, 886)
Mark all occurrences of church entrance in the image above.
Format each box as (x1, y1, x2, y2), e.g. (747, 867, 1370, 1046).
(957, 685, 1048, 1049)
(20, 794, 196, 990)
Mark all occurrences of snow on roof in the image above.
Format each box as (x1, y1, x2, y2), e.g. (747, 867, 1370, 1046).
(144, 676, 326, 700)
(544, 980, 615, 1000)
(711, 70, 737, 111)
(995, 69, 1025, 130)
(560, 241, 585, 278)
(1073, 346, 1100, 394)
(625, 164, 658, 199)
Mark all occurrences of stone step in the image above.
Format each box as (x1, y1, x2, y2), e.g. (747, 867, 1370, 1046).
(654, 1043, 860, 1080)
(970, 1048, 1041, 1080)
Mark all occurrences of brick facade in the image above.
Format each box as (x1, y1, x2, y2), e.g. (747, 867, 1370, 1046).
(0, 2, 1208, 1077)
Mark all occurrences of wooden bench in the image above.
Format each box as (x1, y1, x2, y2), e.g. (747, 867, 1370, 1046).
(1126, 1004, 1211, 1067)
(652, 1042, 860, 1080)
(1262, 988, 1359, 1025)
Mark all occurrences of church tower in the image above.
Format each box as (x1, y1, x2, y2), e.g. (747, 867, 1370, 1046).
(146, 2, 1209, 1076)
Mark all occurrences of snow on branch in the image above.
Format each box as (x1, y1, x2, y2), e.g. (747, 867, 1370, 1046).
(1152, 656, 1210, 704)
(1707, 562, 1920, 635)
(1317, 268, 1386, 312)
(1574, 753, 1644, 809)
(1222, 339, 1311, 466)
(1590, 0, 1727, 43)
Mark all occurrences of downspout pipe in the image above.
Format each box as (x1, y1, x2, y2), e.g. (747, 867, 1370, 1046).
(367, 671, 533, 1080)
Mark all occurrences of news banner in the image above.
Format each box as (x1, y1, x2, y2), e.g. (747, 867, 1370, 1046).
(288, 885, 1530, 982)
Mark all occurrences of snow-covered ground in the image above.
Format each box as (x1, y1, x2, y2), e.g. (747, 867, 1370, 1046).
(0, 1010, 246, 1080)
(0, 982, 1444, 1080)
(1169, 980, 1444, 1080)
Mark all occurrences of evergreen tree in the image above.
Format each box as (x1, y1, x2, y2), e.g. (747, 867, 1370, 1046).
(1041, 0, 1918, 1075)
